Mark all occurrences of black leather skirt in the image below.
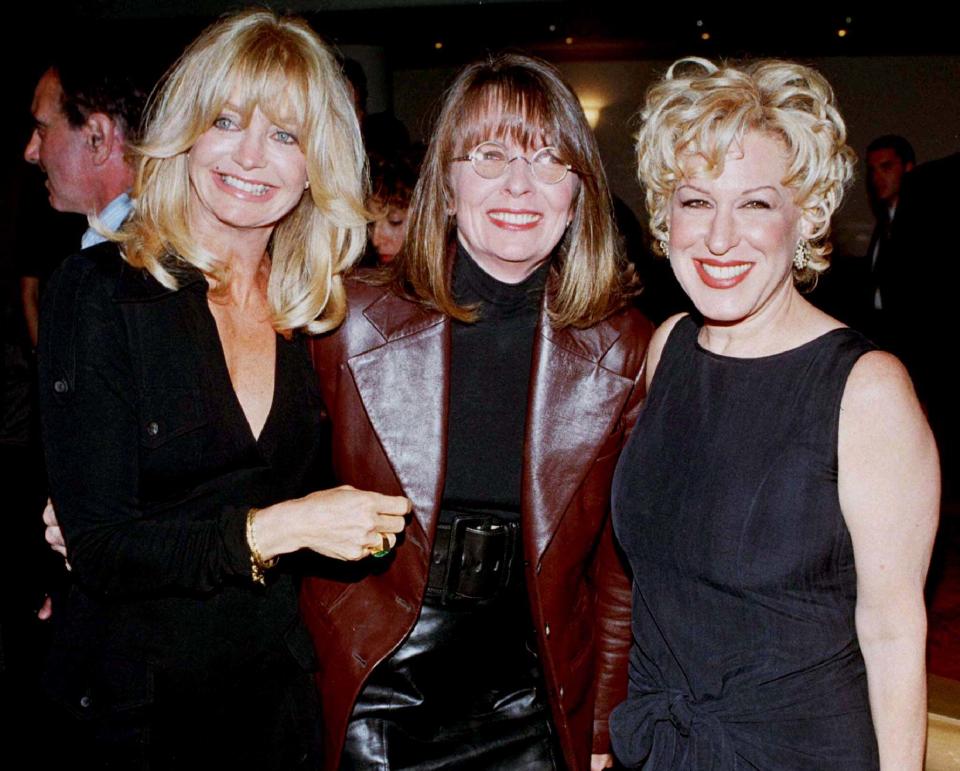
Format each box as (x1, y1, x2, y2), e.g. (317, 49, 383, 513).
(340, 585, 563, 770)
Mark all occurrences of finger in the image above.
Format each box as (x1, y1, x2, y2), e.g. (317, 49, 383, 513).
(364, 493, 411, 516)
(368, 533, 392, 553)
(45, 526, 65, 549)
(42, 499, 57, 527)
(37, 596, 53, 621)
(375, 513, 406, 534)
(366, 532, 395, 559)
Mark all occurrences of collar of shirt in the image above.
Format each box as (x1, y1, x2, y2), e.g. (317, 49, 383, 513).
(81, 192, 134, 249)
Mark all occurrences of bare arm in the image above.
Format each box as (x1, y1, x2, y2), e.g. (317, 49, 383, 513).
(838, 351, 939, 770)
(253, 485, 409, 562)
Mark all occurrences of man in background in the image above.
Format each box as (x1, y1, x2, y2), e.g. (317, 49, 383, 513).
(21, 51, 145, 345)
(862, 134, 915, 346)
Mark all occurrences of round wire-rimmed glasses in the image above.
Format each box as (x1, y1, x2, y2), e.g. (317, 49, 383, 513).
(452, 141, 577, 185)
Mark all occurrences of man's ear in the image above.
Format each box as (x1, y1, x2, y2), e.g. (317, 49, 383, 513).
(84, 113, 118, 165)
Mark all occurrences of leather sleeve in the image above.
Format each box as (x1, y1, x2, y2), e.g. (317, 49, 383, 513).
(590, 335, 649, 753)
(38, 255, 252, 598)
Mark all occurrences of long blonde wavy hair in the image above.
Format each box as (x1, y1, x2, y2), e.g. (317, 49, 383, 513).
(118, 9, 367, 334)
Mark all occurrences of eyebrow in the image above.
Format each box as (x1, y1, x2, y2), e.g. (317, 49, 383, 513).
(676, 183, 782, 197)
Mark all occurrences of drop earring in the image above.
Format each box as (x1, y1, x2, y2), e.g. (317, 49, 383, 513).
(793, 240, 810, 271)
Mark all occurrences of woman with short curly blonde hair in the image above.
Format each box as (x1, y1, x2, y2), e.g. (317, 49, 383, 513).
(636, 57, 855, 285)
(610, 58, 937, 769)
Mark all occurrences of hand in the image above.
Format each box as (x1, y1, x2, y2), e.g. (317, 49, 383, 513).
(37, 595, 53, 621)
(591, 753, 615, 770)
(256, 485, 411, 562)
(43, 499, 71, 571)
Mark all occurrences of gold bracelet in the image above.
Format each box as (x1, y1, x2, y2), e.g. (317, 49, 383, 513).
(246, 507, 278, 586)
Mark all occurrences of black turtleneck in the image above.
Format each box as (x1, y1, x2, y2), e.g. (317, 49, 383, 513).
(440, 242, 549, 520)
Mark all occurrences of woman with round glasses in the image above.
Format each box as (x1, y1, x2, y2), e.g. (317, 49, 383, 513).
(301, 53, 652, 770)
(454, 141, 575, 184)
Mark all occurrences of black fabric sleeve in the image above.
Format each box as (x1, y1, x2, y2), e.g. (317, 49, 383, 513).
(38, 254, 252, 599)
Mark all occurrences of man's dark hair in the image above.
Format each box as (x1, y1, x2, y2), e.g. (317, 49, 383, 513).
(867, 134, 916, 167)
(49, 46, 148, 143)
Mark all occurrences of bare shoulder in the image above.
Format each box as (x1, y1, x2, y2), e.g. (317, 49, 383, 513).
(840, 350, 924, 424)
(838, 349, 939, 532)
(645, 313, 688, 389)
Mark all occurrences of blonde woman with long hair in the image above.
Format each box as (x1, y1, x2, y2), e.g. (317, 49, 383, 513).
(38, 11, 407, 767)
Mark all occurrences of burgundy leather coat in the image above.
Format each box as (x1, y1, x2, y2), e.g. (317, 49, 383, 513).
(301, 278, 652, 770)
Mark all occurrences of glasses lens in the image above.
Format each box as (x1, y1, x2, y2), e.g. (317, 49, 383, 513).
(471, 142, 509, 179)
(531, 147, 569, 184)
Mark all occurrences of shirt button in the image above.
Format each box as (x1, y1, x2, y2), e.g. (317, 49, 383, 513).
(559, 686, 565, 699)
(146, 421, 160, 436)
(545, 624, 551, 638)
(79, 695, 91, 709)
(53, 379, 69, 393)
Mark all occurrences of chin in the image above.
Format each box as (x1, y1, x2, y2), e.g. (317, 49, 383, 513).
(687, 292, 756, 325)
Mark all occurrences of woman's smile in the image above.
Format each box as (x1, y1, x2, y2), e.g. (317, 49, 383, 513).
(694, 259, 754, 288)
(214, 171, 277, 199)
(487, 208, 542, 229)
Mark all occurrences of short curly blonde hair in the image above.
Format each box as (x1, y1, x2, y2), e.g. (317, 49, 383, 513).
(636, 57, 855, 283)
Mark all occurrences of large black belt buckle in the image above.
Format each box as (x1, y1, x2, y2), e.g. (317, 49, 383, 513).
(428, 513, 518, 607)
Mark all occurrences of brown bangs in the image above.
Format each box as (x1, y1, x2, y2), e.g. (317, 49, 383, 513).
(453, 81, 565, 157)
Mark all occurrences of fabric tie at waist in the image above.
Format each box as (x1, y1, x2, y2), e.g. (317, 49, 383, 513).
(610, 689, 738, 769)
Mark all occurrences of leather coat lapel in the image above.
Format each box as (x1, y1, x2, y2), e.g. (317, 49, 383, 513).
(346, 293, 448, 539)
(524, 314, 636, 563)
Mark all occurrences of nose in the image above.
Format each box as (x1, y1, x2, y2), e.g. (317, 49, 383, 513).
(371, 221, 388, 251)
(24, 129, 40, 164)
(232, 129, 267, 170)
(502, 155, 533, 196)
(705, 206, 739, 255)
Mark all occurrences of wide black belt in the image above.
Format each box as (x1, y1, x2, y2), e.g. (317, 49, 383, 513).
(425, 513, 521, 608)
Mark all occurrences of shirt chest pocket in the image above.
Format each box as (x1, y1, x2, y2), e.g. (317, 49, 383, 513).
(139, 387, 210, 493)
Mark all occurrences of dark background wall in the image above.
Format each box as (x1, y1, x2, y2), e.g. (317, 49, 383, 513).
(4, 3, 959, 281)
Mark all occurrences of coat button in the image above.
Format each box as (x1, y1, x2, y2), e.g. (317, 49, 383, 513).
(53, 379, 68, 393)
(559, 686, 565, 700)
(146, 421, 160, 436)
(79, 695, 91, 709)
(545, 623, 551, 638)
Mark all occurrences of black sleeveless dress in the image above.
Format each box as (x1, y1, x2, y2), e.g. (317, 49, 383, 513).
(609, 316, 879, 770)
